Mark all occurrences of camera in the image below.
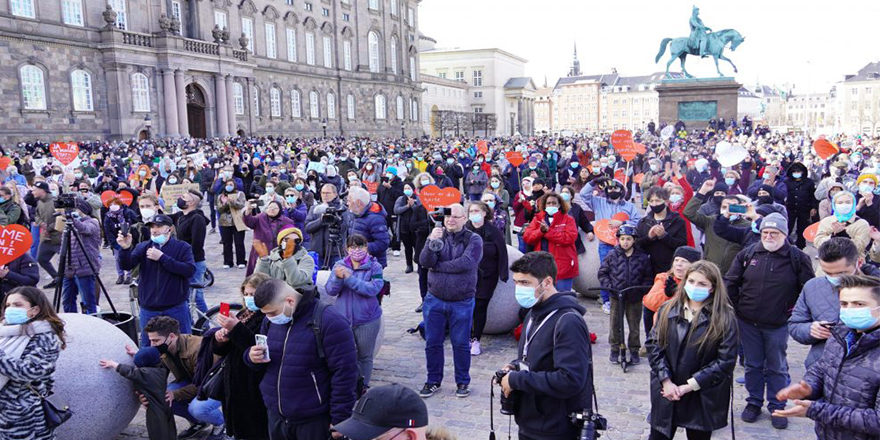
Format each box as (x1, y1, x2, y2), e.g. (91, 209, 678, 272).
(323, 206, 345, 242)
(430, 207, 452, 226)
(54, 193, 77, 210)
(493, 365, 518, 416)
(570, 411, 607, 440)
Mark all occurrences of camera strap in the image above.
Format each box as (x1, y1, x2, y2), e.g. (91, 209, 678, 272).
(522, 309, 560, 362)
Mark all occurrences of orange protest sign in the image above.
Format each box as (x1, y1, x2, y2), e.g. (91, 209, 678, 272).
(0, 225, 33, 266)
(633, 173, 645, 185)
(101, 190, 135, 208)
(364, 181, 379, 194)
(418, 185, 462, 211)
(0, 157, 10, 171)
(611, 212, 630, 222)
(803, 222, 820, 243)
(634, 143, 647, 155)
(477, 140, 489, 155)
(505, 151, 524, 167)
(611, 130, 637, 162)
(50, 142, 79, 166)
(594, 219, 619, 246)
(614, 168, 625, 182)
(813, 139, 839, 160)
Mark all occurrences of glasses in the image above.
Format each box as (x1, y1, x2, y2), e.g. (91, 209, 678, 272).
(761, 231, 782, 238)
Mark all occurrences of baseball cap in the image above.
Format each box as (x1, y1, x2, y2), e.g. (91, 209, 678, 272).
(33, 181, 50, 192)
(332, 384, 428, 440)
(145, 214, 174, 227)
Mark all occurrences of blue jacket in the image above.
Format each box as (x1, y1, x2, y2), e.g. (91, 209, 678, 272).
(346, 202, 390, 267)
(325, 255, 384, 326)
(419, 228, 483, 302)
(118, 237, 196, 311)
(244, 290, 358, 425)
(578, 181, 644, 223)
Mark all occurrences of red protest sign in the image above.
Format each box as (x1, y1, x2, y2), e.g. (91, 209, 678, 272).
(477, 140, 489, 155)
(101, 190, 135, 208)
(50, 142, 79, 166)
(803, 222, 820, 243)
(611, 130, 637, 162)
(813, 139, 839, 160)
(633, 173, 645, 185)
(0, 157, 10, 171)
(418, 185, 461, 211)
(634, 143, 647, 155)
(0, 225, 33, 267)
(364, 181, 379, 194)
(505, 151, 524, 167)
(594, 219, 619, 246)
(614, 168, 625, 182)
(611, 212, 630, 222)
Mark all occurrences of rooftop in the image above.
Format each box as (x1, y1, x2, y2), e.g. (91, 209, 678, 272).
(843, 62, 880, 82)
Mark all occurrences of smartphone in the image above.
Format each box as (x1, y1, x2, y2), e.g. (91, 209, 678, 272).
(819, 322, 834, 330)
(120, 222, 131, 236)
(219, 302, 230, 317)
(729, 205, 747, 214)
(255, 334, 270, 361)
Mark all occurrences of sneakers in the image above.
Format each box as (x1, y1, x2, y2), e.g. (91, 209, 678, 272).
(405, 265, 414, 274)
(609, 350, 620, 364)
(115, 275, 125, 285)
(177, 422, 208, 439)
(470, 338, 482, 356)
(237, 264, 245, 269)
(455, 384, 470, 398)
(206, 424, 226, 440)
(629, 349, 641, 365)
(223, 265, 231, 269)
(602, 301, 611, 315)
(393, 250, 401, 257)
(771, 415, 788, 429)
(419, 383, 440, 398)
(741, 404, 762, 423)
(414, 302, 423, 313)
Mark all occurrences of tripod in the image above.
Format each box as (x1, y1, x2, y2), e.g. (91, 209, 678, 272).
(323, 231, 346, 270)
(51, 214, 118, 316)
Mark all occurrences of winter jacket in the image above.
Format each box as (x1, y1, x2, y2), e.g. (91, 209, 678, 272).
(244, 212, 294, 275)
(160, 334, 202, 402)
(657, 175, 696, 247)
(507, 293, 592, 440)
(789, 264, 880, 368)
(244, 288, 358, 425)
(747, 178, 788, 204)
(305, 200, 351, 267)
(0, 199, 22, 226)
(511, 191, 535, 229)
(174, 210, 208, 263)
(523, 211, 579, 280)
(635, 211, 689, 276)
(683, 193, 746, 274)
(467, 221, 509, 299)
(419, 228, 483, 302)
(785, 162, 818, 216)
(376, 178, 404, 218)
(801, 324, 880, 440)
(464, 169, 488, 196)
(646, 304, 738, 437)
(597, 245, 653, 302)
(282, 201, 311, 246)
(325, 255, 384, 326)
(0, 252, 39, 296)
(725, 242, 815, 328)
(119, 237, 196, 311)
(63, 216, 101, 278)
(35, 193, 60, 245)
(712, 213, 762, 248)
(115, 364, 176, 440)
(0, 330, 61, 440)
(393, 195, 429, 237)
(216, 190, 247, 230)
(255, 245, 316, 292)
(104, 206, 139, 249)
(346, 202, 390, 267)
(814, 215, 871, 259)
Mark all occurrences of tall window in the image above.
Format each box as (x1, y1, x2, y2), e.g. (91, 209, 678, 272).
(241, 18, 254, 53)
(131, 73, 150, 112)
(286, 28, 297, 62)
(306, 33, 315, 65)
(411, 98, 419, 121)
(62, 0, 84, 26)
(409, 56, 416, 81)
(214, 10, 228, 29)
(454, 71, 464, 82)
(109, 0, 127, 29)
(396, 95, 404, 120)
(391, 0, 398, 16)
(252, 87, 260, 116)
(322, 36, 332, 68)
(291, 90, 301, 117)
(374, 95, 386, 119)
(11, 0, 35, 18)
(309, 91, 319, 118)
(368, 31, 380, 73)
(473, 70, 483, 87)
(270, 88, 281, 117)
(343, 40, 352, 71)
(327, 93, 336, 119)
(71, 70, 93, 111)
(347, 94, 355, 119)
(407, 6, 414, 26)
(368, 0, 379, 9)
(171, 1, 182, 22)
(265, 23, 277, 59)
(390, 36, 398, 75)
(233, 83, 244, 115)
(20, 65, 46, 110)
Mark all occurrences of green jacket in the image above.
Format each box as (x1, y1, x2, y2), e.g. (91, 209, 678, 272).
(0, 200, 22, 226)
(254, 246, 315, 291)
(682, 193, 746, 274)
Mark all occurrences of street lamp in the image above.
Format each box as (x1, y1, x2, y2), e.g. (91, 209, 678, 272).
(144, 115, 152, 139)
(400, 121, 405, 139)
(321, 118, 328, 138)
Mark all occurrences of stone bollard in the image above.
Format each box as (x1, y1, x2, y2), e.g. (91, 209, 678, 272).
(573, 232, 602, 298)
(483, 245, 525, 335)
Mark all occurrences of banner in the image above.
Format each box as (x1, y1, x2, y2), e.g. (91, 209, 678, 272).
(159, 183, 201, 205)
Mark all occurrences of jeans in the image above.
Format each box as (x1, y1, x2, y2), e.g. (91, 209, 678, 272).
(29, 224, 40, 258)
(267, 411, 330, 440)
(556, 278, 573, 292)
(188, 397, 224, 426)
(62, 275, 97, 314)
(423, 293, 475, 386)
(139, 301, 192, 347)
(609, 297, 642, 350)
(517, 233, 530, 254)
(352, 317, 382, 387)
(190, 260, 207, 313)
(598, 242, 613, 303)
(738, 318, 790, 411)
(220, 226, 246, 266)
(37, 241, 61, 280)
(167, 380, 198, 425)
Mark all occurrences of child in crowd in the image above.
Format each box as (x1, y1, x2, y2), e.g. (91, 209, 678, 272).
(100, 347, 176, 440)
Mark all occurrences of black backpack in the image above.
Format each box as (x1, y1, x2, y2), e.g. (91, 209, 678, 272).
(739, 242, 809, 290)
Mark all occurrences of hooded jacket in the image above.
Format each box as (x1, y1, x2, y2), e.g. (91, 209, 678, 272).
(324, 254, 384, 326)
(784, 162, 818, 215)
(255, 245, 316, 292)
(597, 244, 653, 302)
(346, 201, 390, 267)
(63, 215, 102, 278)
(507, 293, 592, 440)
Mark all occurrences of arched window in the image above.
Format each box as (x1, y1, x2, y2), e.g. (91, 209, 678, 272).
(233, 83, 244, 115)
(252, 86, 260, 116)
(390, 36, 398, 75)
(131, 73, 150, 112)
(270, 87, 282, 117)
(411, 98, 419, 121)
(71, 69, 93, 111)
(409, 55, 416, 81)
(20, 65, 46, 110)
(291, 90, 301, 118)
(374, 94, 386, 120)
(327, 93, 336, 119)
(368, 31, 380, 73)
(396, 95, 404, 120)
(309, 91, 319, 118)
(347, 94, 355, 120)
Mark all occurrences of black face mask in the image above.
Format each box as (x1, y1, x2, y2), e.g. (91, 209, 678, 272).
(713, 195, 724, 205)
(607, 190, 622, 200)
(758, 195, 772, 205)
(176, 198, 188, 210)
(650, 204, 666, 214)
(156, 342, 169, 355)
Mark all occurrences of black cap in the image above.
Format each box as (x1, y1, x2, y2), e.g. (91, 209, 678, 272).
(145, 214, 173, 227)
(332, 384, 428, 440)
(34, 181, 50, 192)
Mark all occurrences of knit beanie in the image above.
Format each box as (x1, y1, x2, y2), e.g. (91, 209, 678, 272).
(760, 212, 789, 236)
(672, 246, 702, 263)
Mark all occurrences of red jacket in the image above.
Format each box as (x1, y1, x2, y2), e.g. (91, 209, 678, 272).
(523, 211, 579, 280)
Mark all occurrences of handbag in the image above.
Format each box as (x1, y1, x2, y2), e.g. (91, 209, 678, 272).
(27, 384, 72, 430)
(197, 359, 226, 401)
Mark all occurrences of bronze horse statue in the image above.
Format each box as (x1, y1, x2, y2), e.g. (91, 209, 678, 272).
(655, 29, 745, 78)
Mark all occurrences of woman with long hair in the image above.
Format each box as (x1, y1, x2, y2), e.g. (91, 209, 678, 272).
(646, 261, 738, 440)
(522, 192, 578, 291)
(0, 286, 67, 440)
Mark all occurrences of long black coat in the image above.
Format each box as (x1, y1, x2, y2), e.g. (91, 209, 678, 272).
(646, 305, 738, 437)
(635, 212, 688, 276)
(467, 221, 509, 300)
(784, 162, 817, 217)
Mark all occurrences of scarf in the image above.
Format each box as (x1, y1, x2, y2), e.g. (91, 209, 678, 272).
(0, 320, 54, 390)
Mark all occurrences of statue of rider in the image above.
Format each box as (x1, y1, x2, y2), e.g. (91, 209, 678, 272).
(689, 6, 711, 58)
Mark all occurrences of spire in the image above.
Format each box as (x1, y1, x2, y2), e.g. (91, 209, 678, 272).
(568, 41, 582, 77)
(544, 75, 548, 88)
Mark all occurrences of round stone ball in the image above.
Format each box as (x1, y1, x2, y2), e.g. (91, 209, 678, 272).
(573, 233, 601, 298)
(54, 313, 140, 440)
(483, 245, 525, 335)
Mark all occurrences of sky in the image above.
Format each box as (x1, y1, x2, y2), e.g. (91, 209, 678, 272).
(418, 0, 880, 93)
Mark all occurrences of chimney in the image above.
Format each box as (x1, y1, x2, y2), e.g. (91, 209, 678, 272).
(611, 67, 618, 74)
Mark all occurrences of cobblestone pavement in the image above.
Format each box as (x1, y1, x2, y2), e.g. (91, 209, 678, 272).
(46, 228, 818, 440)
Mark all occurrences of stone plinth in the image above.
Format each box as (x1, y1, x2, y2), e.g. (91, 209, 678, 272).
(656, 78, 741, 128)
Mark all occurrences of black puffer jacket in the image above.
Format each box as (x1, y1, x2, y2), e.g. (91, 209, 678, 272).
(785, 162, 817, 216)
(597, 245, 653, 302)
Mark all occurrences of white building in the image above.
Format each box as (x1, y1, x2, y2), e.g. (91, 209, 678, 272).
(836, 62, 880, 135)
(786, 91, 835, 135)
(420, 74, 470, 136)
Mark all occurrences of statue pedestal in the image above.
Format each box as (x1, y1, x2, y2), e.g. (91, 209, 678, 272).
(656, 78, 740, 128)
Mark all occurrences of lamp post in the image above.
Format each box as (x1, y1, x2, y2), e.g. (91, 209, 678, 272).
(321, 118, 328, 138)
(400, 121, 405, 139)
(144, 115, 152, 139)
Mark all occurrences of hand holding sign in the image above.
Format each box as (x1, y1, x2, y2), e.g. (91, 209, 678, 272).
(50, 142, 79, 166)
(418, 185, 461, 211)
(611, 130, 637, 162)
(0, 225, 33, 267)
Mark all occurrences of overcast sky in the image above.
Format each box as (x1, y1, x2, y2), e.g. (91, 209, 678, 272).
(419, 0, 880, 93)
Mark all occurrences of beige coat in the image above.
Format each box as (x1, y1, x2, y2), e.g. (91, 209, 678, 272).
(814, 215, 871, 258)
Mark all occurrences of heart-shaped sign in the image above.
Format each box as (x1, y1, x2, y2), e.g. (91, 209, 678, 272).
(418, 185, 462, 211)
(101, 190, 135, 207)
(611, 212, 630, 222)
(661, 125, 675, 139)
(50, 142, 79, 166)
(803, 221, 820, 243)
(813, 139, 839, 160)
(0, 157, 11, 171)
(715, 141, 748, 167)
(594, 219, 619, 246)
(505, 151, 524, 168)
(0, 225, 33, 267)
(477, 140, 489, 155)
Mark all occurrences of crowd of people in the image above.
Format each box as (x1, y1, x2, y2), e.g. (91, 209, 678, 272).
(1, 122, 880, 440)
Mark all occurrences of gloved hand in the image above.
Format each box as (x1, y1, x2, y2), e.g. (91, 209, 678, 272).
(664, 276, 678, 298)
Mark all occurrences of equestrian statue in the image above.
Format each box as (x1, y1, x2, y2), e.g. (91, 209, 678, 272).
(655, 6, 745, 78)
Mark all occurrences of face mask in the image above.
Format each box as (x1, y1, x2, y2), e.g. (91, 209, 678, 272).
(839, 306, 880, 331)
(168, 178, 178, 184)
(51, 190, 59, 197)
(560, 193, 571, 202)
(244, 296, 259, 312)
(684, 284, 710, 302)
(286, 196, 297, 204)
(266, 186, 275, 193)
(515, 284, 544, 308)
(650, 165, 660, 173)
(349, 176, 358, 182)
(139, 170, 147, 177)
(826, 275, 841, 286)
(365, 165, 373, 170)
(151, 234, 168, 245)
(491, 181, 501, 189)
(835, 203, 855, 222)
(140, 208, 156, 219)
(860, 184, 874, 194)
(607, 190, 622, 200)
(725, 178, 736, 186)
(571, 162, 579, 169)
(295, 184, 305, 191)
(669, 194, 682, 203)
(421, 179, 430, 186)
(386, 174, 394, 180)
(529, 164, 537, 170)
(225, 185, 234, 192)
(403, 189, 413, 197)
(267, 302, 293, 325)
(3, 307, 30, 325)
(792, 172, 802, 179)
(485, 201, 496, 209)
(109, 204, 122, 212)
(446, 158, 454, 165)
(155, 342, 169, 354)
(469, 213, 484, 224)
(545, 206, 559, 216)
(406, 163, 413, 169)
(758, 195, 772, 205)
(650, 204, 666, 214)
(74, 173, 83, 179)
(176, 198, 188, 210)
(349, 248, 368, 262)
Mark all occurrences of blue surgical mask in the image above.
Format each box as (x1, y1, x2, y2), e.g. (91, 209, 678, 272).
(469, 214, 484, 224)
(839, 306, 880, 331)
(225, 185, 234, 192)
(403, 189, 413, 197)
(826, 275, 841, 286)
(725, 178, 735, 186)
(751, 220, 761, 234)
(730, 214, 740, 221)
(486, 201, 496, 209)
(267, 303, 293, 325)
(244, 296, 259, 312)
(792, 172, 802, 179)
(446, 158, 454, 165)
(286, 196, 297, 204)
(669, 194, 682, 203)
(3, 307, 30, 325)
(491, 181, 501, 189)
(570, 162, 578, 169)
(545, 206, 559, 216)
(295, 184, 305, 191)
(151, 234, 167, 245)
(684, 284, 710, 302)
(560, 193, 571, 202)
(515, 285, 539, 308)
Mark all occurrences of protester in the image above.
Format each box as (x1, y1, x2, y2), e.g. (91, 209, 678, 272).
(784, 162, 817, 249)
(395, 182, 429, 274)
(642, 246, 701, 337)
(813, 191, 871, 258)
(174, 190, 209, 312)
(60, 199, 101, 314)
(32, 181, 61, 289)
(346, 187, 390, 268)
(523, 193, 579, 291)
(216, 179, 248, 269)
(377, 167, 404, 257)
(104, 195, 139, 285)
(684, 179, 747, 274)
(244, 199, 293, 275)
(465, 201, 508, 355)
(254, 226, 315, 291)
(636, 186, 689, 275)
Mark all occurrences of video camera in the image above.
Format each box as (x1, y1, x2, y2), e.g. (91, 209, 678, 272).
(429, 207, 452, 226)
(54, 193, 77, 211)
(323, 206, 345, 243)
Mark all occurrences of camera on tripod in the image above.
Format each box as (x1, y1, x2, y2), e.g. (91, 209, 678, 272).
(54, 193, 77, 211)
(570, 410, 607, 440)
(323, 206, 345, 238)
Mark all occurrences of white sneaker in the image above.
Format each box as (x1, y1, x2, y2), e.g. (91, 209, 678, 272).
(237, 264, 245, 269)
(602, 301, 611, 315)
(393, 250, 401, 257)
(223, 265, 231, 269)
(470, 339, 481, 356)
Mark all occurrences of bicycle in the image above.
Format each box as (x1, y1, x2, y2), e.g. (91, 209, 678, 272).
(588, 285, 653, 373)
(190, 281, 242, 336)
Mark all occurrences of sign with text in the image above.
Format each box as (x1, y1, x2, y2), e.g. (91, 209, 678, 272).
(0, 225, 33, 267)
(611, 130, 637, 162)
(364, 181, 379, 194)
(50, 142, 79, 166)
(477, 140, 489, 155)
(594, 219, 619, 246)
(101, 190, 135, 208)
(159, 183, 201, 205)
(418, 185, 461, 211)
(505, 151, 524, 167)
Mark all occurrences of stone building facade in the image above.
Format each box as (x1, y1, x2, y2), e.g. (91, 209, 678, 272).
(0, 0, 423, 144)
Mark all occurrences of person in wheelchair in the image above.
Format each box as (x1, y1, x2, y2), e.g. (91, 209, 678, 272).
(254, 227, 316, 292)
